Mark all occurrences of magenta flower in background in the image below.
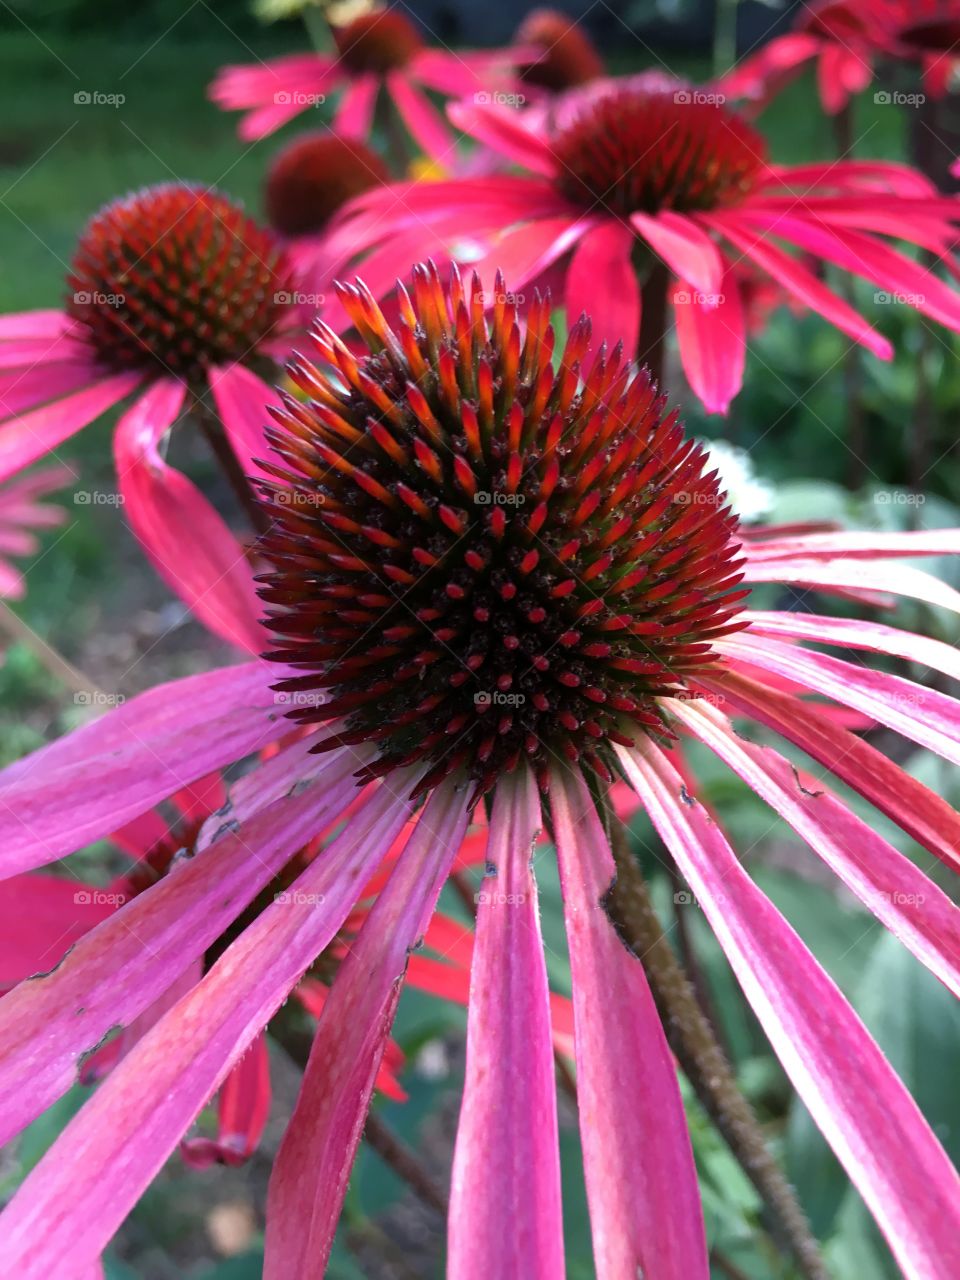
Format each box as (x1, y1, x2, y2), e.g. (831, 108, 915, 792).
(0, 182, 305, 652)
(0, 465, 70, 597)
(323, 80, 960, 412)
(0, 266, 959, 1278)
(210, 7, 527, 157)
(721, 0, 960, 115)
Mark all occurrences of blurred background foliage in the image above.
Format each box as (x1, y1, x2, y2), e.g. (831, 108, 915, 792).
(0, 2, 957, 1277)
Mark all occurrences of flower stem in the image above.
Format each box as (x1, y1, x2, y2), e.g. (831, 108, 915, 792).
(192, 394, 272, 539)
(604, 821, 828, 1280)
(637, 262, 670, 390)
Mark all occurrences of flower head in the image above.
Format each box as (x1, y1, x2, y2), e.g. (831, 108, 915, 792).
(265, 133, 389, 238)
(515, 8, 604, 92)
(333, 8, 422, 71)
(259, 264, 746, 795)
(67, 184, 294, 382)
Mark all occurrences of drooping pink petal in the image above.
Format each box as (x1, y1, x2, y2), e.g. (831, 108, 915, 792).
(264, 777, 471, 1279)
(631, 211, 723, 295)
(817, 43, 872, 113)
(0, 747, 361, 1147)
(0, 873, 114, 987)
(207, 362, 278, 481)
(0, 778, 418, 1278)
(0, 371, 143, 482)
(0, 661, 284, 875)
(333, 72, 379, 139)
(113, 379, 264, 655)
(671, 696, 960, 998)
(703, 213, 893, 358)
(673, 267, 745, 414)
(718, 633, 960, 766)
(741, 555, 960, 614)
(470, 215, 592, 301)
(447, 99, 559, 176)
(744, 527, 960, 560)
(209, 53, 338, 109)
(619, 740, 960, 1280)
(449, 766, 563, 1280)
(701, 665, 960, 876)
(764, 160, 935, 197)
(718, 33, 821, 103)
(565, 221, 640, 355)
(744, 610, 960, 683)
(388, 72, 454, 159)
(181, 1033, 271, 1168)
(0, 310, 75, 340)
(550, 766, 708, 1280)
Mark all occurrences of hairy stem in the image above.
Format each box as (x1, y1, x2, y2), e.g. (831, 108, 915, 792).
(605, 822, 828, 1280)
(193, 394, 272, 538)
(637, 262, 670, 390)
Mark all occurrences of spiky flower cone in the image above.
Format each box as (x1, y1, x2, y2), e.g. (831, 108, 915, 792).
(257, 264, 747, 797)
(265, 134, 390, 238)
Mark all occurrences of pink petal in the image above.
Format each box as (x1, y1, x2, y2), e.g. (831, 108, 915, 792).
(673, 266, 745, 414)
(447, 99, 558, 176)
(449, 767, 563, 1280)
(0, 660, 284, 875)
(702, 664, 960, 876)
(718, 33, 821, 101)
(764, 160, 935, 197)
(264, 778, 471, 1278)
(817, 44, 872, 113)
(703, 213, 893, 358)
(470, 215, 591, 300)
(744, 527, 960, 560)
(207, 363, 278, 481)
(0, 311, 77, 340)
(672, 696, 960, 998)
(741, 556, 960, 614)
(0, 337, 90, 369)
(631, 211, 723, 295)
(0, 371, 142, 482)
(181, 1033, 271, 1168)
(565, 221, 640, 354)
(0, 747, 362, 1147)
(333, 73, 379, 140)
(388, 72, 453, 160)
(744, 610, 960, 683)
(0, 873, 114, 987)
(718, 634, 960, 767)
(619, 740, 960, 1280)
(550, 766, 708, 1280)
(209, 53, 338, 108)
(114, 380, 264, 654)
(0, 779, 418, 1278)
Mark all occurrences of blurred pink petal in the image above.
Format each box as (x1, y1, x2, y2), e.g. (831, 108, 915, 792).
(565, 221, 639, 354)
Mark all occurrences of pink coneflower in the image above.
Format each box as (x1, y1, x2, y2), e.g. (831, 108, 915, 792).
(0, 182, 302, 651)
(210, 7, 525, 157)
(514, 8, 604, 93)
(0, 265, 959, 1278)
(325, 81, 960, 412)
(0, 465, 69, 597)
(720, 0, 960, 114)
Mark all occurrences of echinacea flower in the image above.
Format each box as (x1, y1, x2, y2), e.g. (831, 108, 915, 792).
(0, 182, 302, 651)
(323, 81, 960, 413)
(0, 465, 69, 597)
(513, 8, 604, 94)
(720, 0, 960, 115)
(0, 265, 959, 1279)
(210, 7, 526, 157)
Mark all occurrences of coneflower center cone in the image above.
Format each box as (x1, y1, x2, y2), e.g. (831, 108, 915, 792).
(67, 183, 294, 381)
(265, 135, 390, 238)
(256, 264, 747, 797)
(553, 89, 767, 217)
(333, 11, 422, 73)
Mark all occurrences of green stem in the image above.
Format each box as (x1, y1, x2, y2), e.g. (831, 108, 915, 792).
(605, 822, 828, 1280)
(193, 394, 272, 539)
